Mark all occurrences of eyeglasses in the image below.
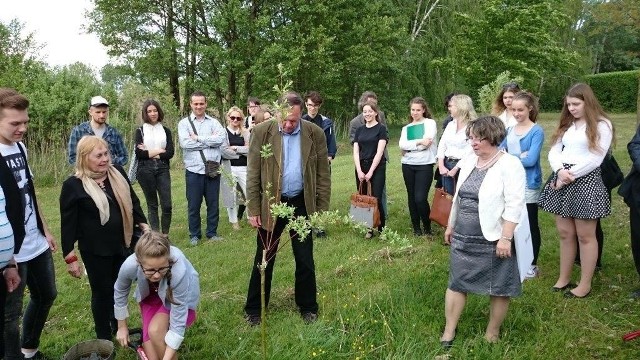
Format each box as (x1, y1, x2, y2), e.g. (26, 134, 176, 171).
(229, 116, 243, 121)
(466, 137, 485, 144)
(502, 82, 519, 89)
(140, 265, 171, 276)
(305, 103, 319, 108)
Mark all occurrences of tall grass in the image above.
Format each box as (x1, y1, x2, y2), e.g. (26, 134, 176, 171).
(30, 113, 640, 359)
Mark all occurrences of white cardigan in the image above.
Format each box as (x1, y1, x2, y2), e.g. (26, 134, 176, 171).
(447, 152, 525, 241)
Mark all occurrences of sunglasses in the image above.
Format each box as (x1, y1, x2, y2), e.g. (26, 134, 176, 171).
(229, 116, 243, 121)
(502, 82, 519, 89)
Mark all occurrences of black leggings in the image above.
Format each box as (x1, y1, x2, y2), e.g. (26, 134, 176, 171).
(527, 203, 542, 265)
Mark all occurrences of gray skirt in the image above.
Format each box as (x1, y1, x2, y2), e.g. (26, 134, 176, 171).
(448, 233, 522, 297)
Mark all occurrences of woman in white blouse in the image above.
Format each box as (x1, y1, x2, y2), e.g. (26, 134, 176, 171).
(399, 97, 438, 236)
(538, 83, 614, 298)
(436, 94, 477, 195)
(134, 100, 175, 234)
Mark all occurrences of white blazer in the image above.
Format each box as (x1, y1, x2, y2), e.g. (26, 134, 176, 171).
(447, 152, 525, 241)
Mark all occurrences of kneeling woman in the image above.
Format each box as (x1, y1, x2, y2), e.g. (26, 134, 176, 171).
(115, 231, 200, 359)
(441, 116, 525, 347)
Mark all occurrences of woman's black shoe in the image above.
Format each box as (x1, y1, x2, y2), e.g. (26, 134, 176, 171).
(440, 339, 454, 349)
(564, 289, 591, 298)
(440, 331, 455, 350)
(551, 283, 576, 292)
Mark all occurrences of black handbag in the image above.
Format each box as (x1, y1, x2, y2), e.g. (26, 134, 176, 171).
(601, 153, 624, 190)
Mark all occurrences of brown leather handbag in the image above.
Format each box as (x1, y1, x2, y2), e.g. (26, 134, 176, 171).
(349, 181, 380, 228)
(429, 186, 454, 228)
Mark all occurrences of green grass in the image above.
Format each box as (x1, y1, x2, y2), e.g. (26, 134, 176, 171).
(31, 113, 640, 359)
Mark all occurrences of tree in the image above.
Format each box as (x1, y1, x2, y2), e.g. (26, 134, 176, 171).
(432, 0, 581, 108)
(580, 0, 640, 73)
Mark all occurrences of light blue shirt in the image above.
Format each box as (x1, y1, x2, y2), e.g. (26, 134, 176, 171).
(281, 121, 303, 197)
(177, 113, 225, 174)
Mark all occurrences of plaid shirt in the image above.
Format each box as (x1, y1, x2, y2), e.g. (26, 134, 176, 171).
(67, 121, 128, 166)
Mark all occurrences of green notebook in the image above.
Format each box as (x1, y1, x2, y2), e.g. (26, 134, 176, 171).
(406, 123, 424, 140)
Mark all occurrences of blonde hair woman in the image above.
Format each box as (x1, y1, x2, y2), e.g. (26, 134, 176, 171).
(221, 106, 251, 229)
(60, 135, 149, 339)
(436, 94, 477, 195)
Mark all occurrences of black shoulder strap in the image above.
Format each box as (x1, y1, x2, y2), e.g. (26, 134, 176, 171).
(187, 116, 208, 164)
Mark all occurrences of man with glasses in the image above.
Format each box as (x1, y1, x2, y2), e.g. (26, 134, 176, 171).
(177, 91, 225, 245)
(244, 92, 331, 326)
(302, 91, 336, 238)
(244, 97, 261, 130)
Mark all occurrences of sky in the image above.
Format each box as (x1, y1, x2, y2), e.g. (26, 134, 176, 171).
(0, 0, 110, 71)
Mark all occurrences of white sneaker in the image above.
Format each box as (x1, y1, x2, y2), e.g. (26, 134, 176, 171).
(525, 265, 539, 279)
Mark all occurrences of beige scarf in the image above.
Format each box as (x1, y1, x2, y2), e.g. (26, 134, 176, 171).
(78, 165, 135, 247)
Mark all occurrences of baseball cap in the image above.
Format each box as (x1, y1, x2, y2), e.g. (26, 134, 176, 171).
(90, 96, 109, 107)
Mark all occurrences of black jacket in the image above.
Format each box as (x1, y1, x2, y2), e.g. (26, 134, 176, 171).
(619, 124, 640, 209)
(60, 165, 146, 257)
(0, 143, 45, 255)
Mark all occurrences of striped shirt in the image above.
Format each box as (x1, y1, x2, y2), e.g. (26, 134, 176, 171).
(0, 186, 15, 268)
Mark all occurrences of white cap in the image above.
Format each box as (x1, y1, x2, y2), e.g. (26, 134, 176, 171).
(90, 96, 109, 107)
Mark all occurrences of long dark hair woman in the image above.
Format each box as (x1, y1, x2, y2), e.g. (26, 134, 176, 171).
(135, 99, 174, 234)
(353, 101, 388, 238)
(398, 97, 438, 236)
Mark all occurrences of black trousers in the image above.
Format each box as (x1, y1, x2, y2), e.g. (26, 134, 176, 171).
(355, 160, 386, 230)
(527, 203, 542, 265)
(402, 163, 434, 233)
(630, 205, 640, 277)
(81, 251, 128, 340)
(244, 194, 318, 316)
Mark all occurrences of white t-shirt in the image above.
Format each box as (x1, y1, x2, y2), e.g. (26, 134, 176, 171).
(0, 142, 49, 262)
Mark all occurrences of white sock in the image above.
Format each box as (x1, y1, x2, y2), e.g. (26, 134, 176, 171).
(23, 350, 38, 359)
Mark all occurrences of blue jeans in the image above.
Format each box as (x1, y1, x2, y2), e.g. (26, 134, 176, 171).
(137, 159, 172, 234)
(4, 250, 57, 358)
(442, 157, 460, 195)
(185, 170, 220, 238)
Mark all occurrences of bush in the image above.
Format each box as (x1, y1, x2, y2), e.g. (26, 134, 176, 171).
(584, 70, 640, 113)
